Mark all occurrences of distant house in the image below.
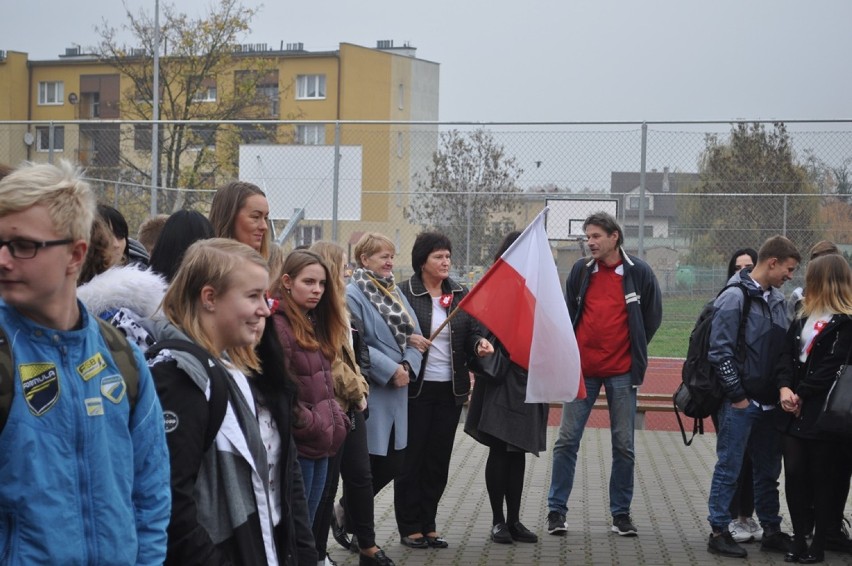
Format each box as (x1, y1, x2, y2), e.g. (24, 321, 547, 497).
(610, 167, 699, 239)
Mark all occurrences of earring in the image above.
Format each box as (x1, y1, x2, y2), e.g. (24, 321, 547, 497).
(287, 288, 291, 295)
(203, 303, 214, 311)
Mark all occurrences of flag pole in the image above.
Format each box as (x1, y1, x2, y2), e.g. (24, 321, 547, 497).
(428, 306, 463, 342)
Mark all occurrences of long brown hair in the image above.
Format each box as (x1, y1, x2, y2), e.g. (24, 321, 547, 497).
(801, 254, 852, 318)
(209, 181, 270, 259)
(271, 250, 346, 360)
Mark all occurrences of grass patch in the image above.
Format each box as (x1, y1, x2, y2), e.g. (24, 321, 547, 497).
(647, 295, 709, 358)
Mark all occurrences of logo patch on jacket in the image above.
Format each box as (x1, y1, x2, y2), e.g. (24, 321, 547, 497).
(163, 411, 179, 433)
(100, 375, 126, 404)
(77, 353, 107, 381)
(19, 363, 60, 416)
(85, 397, 104, 416)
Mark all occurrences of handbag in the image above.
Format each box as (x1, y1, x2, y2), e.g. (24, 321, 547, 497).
(816, 348, 852, 436)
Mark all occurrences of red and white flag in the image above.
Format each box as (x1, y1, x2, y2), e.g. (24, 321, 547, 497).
(458, 209, 584, 403)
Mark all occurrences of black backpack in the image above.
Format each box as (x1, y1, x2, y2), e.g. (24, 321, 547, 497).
(673, 283, 751, 446)
(145, 339, 230, 452)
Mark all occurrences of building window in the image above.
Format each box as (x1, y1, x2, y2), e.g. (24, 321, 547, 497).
(257, 85, 280, 117)
(295, 124, 325, 145)
(628, 196, 651, 210)
(36, 126, 64, 151)
(192, 86, 217, 102)
(398, 83, 404, 110)
(38, 81, 64, 105)
(187, 124, 217, 148)
(296, 74, 326, 99)
(296, 225, 322, 247)
(240, 124, 276, 145)
(396, 132, 403, 158)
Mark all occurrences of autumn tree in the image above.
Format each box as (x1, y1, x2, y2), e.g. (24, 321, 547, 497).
(95, 0, 294, 212)
(406, 129, 524, 270)
(679, 122, 821, 266)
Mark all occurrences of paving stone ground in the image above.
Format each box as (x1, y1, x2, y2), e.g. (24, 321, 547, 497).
(326, 424, 852, 566)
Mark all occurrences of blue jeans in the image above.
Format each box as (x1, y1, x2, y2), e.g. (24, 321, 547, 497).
(299, 456, 329, 525)
(548, 374, 637, 517)
(707, 401, 782, 531)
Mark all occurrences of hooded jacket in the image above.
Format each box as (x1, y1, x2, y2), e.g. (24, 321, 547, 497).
(148, 321, 316, 566)
(77, 263, 167, 350)
(708, 269, 790, 404)
(565, 248, 662, 386)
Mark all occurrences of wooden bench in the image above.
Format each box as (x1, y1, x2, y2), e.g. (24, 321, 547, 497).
(549, 391, 674, 430)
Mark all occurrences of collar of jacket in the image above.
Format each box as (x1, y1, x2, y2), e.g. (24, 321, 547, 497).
(406, 273, 464, 297)
(583, 246, 635, 270)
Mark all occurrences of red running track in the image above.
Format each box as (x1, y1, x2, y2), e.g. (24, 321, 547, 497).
(546, 357, 717, 433)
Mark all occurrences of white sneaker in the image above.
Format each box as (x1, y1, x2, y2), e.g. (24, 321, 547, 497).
(744, 517, 763, 542)
(728, 519, 753, 543)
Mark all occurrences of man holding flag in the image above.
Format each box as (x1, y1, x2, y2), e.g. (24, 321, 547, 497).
(546, 211, 662, 538)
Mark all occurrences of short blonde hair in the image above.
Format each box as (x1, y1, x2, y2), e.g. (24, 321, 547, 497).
(353, 232, 395, 267)
(162, 238, 269, 373)
(0, 160, 95, 242)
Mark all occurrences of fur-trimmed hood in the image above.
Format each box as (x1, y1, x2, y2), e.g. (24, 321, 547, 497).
(78, 264, 167, 319)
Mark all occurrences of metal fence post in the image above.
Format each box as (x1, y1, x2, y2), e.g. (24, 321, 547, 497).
(638, 122, 647, 259)
(48, 121, 55, 164)
(782, 194, 788, 237)
(332, 121, 341, 242)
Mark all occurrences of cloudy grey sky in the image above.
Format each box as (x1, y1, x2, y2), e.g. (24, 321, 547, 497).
(3, 0, 850, 122)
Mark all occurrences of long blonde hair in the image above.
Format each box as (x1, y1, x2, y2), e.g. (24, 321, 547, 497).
(801, 254, 852, 318)
(162, 238, 269, 372)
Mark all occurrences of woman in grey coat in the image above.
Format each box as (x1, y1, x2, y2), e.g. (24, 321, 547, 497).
(463, 231, 548, 545)
(345, 232, 423, 499)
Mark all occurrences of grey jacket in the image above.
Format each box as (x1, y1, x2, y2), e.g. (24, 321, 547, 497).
(708, 270, 790, 405)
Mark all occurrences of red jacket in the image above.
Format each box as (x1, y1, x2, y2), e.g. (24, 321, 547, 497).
(271, 311, 349, 459)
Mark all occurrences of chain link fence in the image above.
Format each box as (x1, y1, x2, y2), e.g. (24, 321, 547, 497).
(1, 120, 850, 302)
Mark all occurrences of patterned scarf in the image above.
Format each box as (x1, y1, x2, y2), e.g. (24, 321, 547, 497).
(352, 268, 415, 353)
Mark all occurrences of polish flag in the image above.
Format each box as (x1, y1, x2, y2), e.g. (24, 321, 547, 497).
(458, 209, 584, 403)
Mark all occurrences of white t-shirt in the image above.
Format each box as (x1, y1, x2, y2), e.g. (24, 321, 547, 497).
(422, 296, 452, 382)
(799, 311, 833, 363)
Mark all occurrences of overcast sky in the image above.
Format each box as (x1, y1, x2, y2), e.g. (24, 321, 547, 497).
(2, 0, 850, 122)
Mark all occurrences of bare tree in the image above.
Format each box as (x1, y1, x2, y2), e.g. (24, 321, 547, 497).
(406, 129, 524, 270)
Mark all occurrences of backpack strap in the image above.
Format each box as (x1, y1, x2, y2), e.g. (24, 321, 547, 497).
(0, 326, 12, 434)
(96, 319, 139, 414)
(147, 339, 229, 452)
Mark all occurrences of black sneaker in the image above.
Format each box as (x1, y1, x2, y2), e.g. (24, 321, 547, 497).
(508, 522, 538, 543)
(761, 531, 793, 554)
(611, 514, 638, 537)
(708, 531, 748, 558)
(547, 511, 567, 535)
(490, 523, 512, 544)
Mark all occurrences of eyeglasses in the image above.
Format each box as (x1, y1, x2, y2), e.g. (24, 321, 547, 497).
(0, 238, 73, 259)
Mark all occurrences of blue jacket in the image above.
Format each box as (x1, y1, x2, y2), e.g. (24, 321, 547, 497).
(0, 300, 171, 565)
(708, 270, 790, 404)
(346, 282, 422, 456)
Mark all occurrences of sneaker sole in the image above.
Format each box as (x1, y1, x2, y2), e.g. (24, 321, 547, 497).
(707, 545, 747, 558)
(611, 526, 638, 537)
(547, 525, 567, 535)
(730, 534, 754, 543)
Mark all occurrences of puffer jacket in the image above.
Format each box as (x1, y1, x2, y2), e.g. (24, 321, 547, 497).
(401, 273, 485, 405)
(708, 269, 790, 404)
(271, 310, 349, 458)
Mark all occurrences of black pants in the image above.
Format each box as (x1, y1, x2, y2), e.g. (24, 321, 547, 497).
(782, 434, 848, 554)
(313, 411, 377, 553)
(370, 426, 405, 497)
(394, 381, 463, 537)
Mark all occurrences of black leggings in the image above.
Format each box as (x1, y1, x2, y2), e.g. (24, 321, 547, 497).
(484, 444, 526, 526)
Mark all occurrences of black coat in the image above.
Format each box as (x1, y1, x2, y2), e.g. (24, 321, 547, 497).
(775, 313, 852, 439)
(400, 274, 485, 406)
(463, 333, 548, 456)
